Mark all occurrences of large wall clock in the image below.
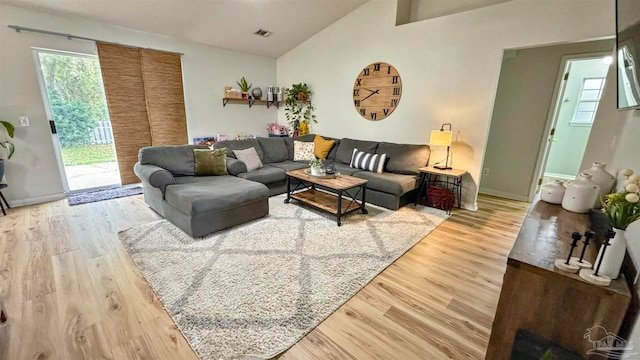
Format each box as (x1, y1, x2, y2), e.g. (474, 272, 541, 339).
(353, 62, 402, 121)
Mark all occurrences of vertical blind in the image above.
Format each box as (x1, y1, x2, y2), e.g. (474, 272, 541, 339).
(96, 43, 187, 185)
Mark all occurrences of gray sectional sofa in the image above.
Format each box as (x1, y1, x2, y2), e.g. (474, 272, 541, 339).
(134, 134, 430, 237)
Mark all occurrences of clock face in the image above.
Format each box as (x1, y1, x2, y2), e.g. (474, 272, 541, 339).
(353, 62, 402, 121)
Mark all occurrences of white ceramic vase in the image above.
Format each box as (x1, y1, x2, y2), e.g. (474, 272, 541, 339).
(540, 180, 566, 204)
(310, 167, 322, 176)
(595, 229, 626, 279)
(562, 172, 600, 213)
(582, 162, 615, 208)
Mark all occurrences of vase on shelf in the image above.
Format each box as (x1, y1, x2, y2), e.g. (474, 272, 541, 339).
(540, 180, 566, 204)
(562, 172, 600, 213)
(582, 162, 615, 208)
(595, 228, 626, 279)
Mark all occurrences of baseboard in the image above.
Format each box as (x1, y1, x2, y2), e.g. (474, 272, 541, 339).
(478, 188, 529, 202)
(9, 193, 67, 207)
(543, 172, 576, 180)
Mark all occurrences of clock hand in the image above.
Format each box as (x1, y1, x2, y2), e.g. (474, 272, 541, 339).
(360, 89, 379, 102)
(363, 88, 377, 93)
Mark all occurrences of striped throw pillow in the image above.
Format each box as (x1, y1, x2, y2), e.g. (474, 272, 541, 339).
(350, 148, 386, 174)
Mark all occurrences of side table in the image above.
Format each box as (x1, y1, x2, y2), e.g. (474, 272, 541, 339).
(414, 166, 467, 209)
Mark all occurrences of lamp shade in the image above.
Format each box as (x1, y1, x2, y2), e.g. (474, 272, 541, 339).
(430, 130, 452, 146)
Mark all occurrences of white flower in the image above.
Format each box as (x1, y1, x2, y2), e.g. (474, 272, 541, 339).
(630, 175, 640, 184)
(621, 168, 634, 177)
(627, 193, 640, 203)
(627, 183, 640, 193)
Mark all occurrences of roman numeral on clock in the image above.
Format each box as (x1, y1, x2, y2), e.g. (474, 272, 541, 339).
(373, 63, 381, 71)
(383, 109, 390, 116)
(360, 108, 366, 116)
(363, 68, 370, 76)
(354, 99, 360, 106)
(356, 79, 362, 86)
(392, 76, 399, 84)
(370, 112, 377, 120)
(390, 98, 399, 107)
(393, 87, 401, 95)
(387, 66, 391, 74)
(353, 89, 359, 96)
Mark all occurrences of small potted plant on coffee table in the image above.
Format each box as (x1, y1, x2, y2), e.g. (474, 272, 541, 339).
(309, 158, 323, 176)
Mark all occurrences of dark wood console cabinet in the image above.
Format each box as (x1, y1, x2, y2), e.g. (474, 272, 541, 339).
(486, 199, 632, 359)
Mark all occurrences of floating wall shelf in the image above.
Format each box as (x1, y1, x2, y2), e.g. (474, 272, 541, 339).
(222, 98, 282, 109)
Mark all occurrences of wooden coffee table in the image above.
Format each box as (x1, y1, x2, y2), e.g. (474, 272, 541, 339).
(285, 168, 368, 226)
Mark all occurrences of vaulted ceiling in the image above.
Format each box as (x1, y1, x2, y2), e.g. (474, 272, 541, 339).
(1, 0, 368, 57)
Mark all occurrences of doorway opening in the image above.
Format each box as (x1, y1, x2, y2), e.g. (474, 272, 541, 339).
(533, 54, 611, 196)
(33, 49, 120, 192)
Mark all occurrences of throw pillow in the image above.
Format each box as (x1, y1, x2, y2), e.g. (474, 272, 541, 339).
(293, 140, 316, 161)
(350, 148, 386, 174)
(313, 135, 335, 160)
(233, 147, 263, 172)
(194, 148, 228, 176)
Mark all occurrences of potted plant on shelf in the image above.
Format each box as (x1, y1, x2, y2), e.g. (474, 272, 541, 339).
(0, 120, 15, 181)
(285, 83, 317, 136)
(596, 168, 640, 279)
(237, 76, 252, 99)
(309, 158, 323, 176)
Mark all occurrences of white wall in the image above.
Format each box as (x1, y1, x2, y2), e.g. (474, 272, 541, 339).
(0, 5, 277, 206)
(276, 0, 614, 209)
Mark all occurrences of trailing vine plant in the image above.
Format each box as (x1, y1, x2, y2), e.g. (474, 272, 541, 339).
(284, 83, 317, 136)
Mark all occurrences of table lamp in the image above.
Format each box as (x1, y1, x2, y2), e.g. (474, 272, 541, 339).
(430, 123, 453, 170)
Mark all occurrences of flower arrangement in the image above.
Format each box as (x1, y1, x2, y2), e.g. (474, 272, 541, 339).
(601, 168, 640, 230)
(284, 83, 317, 135)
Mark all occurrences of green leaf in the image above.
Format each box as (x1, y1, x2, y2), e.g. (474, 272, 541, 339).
(0, 121, 15, 138)
(0, 141, 14, 159)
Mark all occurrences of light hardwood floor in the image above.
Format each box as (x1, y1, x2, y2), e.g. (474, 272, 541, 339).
(0, 194, 529, 359)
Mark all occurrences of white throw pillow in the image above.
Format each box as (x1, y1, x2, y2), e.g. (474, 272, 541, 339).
(293, 140, 316, 161)
(233, 147, 263, 172)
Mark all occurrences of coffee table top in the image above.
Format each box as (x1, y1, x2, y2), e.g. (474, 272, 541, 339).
(286, 168, 368, 190)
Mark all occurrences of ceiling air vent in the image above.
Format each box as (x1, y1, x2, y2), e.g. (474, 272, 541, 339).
(253, 29, 272, 37)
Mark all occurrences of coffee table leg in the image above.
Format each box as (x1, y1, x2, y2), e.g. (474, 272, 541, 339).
(361, 185, 368, 214)
(285, 175, 291, 203)
(337, 190, 342, 226)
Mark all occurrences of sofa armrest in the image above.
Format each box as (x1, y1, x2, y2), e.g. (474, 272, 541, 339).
(134, 162, 175, 193)
(226, 157, 248, 176)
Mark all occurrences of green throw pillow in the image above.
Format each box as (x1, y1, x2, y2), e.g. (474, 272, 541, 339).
(194, 148, 228, 176)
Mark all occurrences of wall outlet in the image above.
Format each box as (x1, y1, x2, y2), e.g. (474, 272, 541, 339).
(483, 168, 490, 176)
(19, 116, 30, 126)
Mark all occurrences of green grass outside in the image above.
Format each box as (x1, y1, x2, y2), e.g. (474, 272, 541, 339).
(61, 144, 117, 166)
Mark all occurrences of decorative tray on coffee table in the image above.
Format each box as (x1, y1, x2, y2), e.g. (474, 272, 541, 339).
(303, 169, 339, 179)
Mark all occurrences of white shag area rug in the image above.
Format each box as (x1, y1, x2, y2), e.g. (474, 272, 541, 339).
(118, 194, 448, 359)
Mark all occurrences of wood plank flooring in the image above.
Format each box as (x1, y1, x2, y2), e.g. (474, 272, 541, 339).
(0, 194, 529, 359)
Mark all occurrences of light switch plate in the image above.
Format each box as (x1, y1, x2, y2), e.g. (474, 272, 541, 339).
(19, 116, 30, 126)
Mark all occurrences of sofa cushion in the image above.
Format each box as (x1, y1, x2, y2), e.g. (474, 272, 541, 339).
(237, 165, 286, 184)
(268, 161, 309, 172)
(165, 175, 269, 215)
(293, 140, 316, 161)
(214, 139, 264, 160)
(376, 142, 431, 175)
(314, 135, 335, 160)
(233, 147, 263, 172)
(350, 148, 386, 174)
(194, 148, 228, 176)
(284, 134, 316, 160)
(336, 138, 379, 164)
(330, 162, 360, 176)
(139, 145, 207, 176)
(257, 137, 289, 163)
(353, 171, 418, 196)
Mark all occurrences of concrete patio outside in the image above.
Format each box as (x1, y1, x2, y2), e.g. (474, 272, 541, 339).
(65, 161, 121, 191)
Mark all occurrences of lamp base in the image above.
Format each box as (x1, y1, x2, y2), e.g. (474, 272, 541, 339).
(433, 166, 452, 170)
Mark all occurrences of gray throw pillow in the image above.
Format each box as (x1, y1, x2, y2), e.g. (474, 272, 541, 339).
(233, 147, 263, 172)
(194, 148, 228, 176)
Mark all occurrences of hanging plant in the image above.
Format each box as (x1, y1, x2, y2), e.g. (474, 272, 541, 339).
(284, 83, 317, 136)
